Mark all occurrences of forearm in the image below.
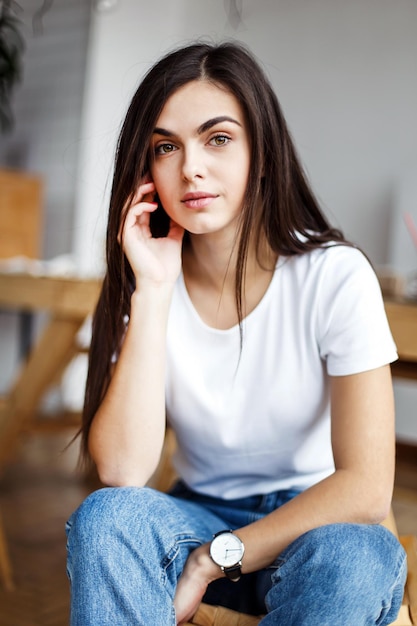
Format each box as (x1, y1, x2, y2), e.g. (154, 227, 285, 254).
(184, 465, 393, 585)
(88, 283, 174, 486)
(236, 465, 393, 574)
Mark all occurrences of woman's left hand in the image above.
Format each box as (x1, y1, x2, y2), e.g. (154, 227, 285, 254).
(174, 545, 220, 624)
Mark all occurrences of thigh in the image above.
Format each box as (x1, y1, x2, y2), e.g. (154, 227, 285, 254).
(66, 485, 228, 566)
(66, 487, 230, 625)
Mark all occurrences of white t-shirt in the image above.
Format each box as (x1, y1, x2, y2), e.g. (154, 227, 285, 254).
(165, 244, 397, 499)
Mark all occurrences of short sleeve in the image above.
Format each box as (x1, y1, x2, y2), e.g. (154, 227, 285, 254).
(316, 246, 398, 376)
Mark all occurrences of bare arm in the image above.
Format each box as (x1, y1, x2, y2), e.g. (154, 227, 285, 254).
(235, 364, 395, 569)
(88, 181, 184, 487)
(174, 364, 396, 622)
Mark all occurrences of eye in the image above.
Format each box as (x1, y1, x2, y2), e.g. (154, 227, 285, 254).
(209, 134, 230, 147)
(155, 143, 177, 155)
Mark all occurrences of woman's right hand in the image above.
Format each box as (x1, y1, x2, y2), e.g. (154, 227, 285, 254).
(118, 180, 184, 286)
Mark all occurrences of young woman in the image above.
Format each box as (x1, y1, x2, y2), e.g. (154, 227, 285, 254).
(66, 42, 407, 625)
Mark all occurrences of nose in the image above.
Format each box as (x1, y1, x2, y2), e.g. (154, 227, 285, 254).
(181, 145, 205, 182)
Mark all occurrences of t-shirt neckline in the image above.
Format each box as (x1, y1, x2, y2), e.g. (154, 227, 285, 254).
(178, 259, 284, 334)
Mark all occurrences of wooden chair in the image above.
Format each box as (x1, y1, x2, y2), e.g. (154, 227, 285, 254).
(149, 431, 417, 626)
(0, 169, 43, 262)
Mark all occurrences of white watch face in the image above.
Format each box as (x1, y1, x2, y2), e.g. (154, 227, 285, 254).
(210, 532, 244, 568)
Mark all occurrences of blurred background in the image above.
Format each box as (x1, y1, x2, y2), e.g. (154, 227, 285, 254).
(1, 0, 416, 440)
(0, 1, 416, 623)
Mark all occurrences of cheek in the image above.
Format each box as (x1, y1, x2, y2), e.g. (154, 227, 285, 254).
(149, 162, 160, 188)
(231, 162, 250, 201)
(151, 173, 177, 216)
(149, 167, 167, 199)
(150, 161, 175, 190)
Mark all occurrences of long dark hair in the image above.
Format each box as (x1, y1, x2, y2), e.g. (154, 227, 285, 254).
(80, 41, 346, 463)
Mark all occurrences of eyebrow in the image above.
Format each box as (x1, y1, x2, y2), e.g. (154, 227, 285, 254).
(153, 115, 242, 138)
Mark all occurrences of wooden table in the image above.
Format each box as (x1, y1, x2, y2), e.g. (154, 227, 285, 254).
(385, 299, 417, 381)
(0, 273, 101, 469)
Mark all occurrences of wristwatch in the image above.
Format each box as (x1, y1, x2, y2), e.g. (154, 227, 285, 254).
(209, 530, 245, 582)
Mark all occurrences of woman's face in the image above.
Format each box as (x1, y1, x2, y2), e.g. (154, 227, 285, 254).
(149, 80, 251, 240)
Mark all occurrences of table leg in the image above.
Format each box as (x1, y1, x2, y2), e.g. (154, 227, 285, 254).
(0, 315, 83, 471)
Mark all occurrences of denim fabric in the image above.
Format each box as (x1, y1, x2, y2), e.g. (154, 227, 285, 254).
(66, 483, 407, 625)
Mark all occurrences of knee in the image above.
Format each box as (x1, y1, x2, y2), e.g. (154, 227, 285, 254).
(275, 523, 406, 595)
(298, 523, 376, 569)
(66, 486, 166, 549)
(265, 525, 406, 624)
(307, 523, 403, 576)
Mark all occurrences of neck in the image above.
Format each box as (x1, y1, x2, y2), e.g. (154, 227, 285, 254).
(183, 230, 276, 294)
(181, 230, 277, 330)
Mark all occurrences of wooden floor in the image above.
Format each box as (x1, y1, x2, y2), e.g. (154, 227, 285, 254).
(0, 431, 91, 626)
(0, 431, 416, 626)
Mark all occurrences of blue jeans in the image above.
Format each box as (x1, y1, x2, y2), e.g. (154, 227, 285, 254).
(66, 483, 407, 625)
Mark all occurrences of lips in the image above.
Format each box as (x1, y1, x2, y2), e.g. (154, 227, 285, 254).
(181, 191, 218, 209)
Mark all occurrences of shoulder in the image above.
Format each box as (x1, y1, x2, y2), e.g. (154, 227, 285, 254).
(296, 243, 383, 318)
(303, 246, 396, 374)
(278, 243, 376, 295)
(304, 243, 371, 272)
(312, 244, 376, 289)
